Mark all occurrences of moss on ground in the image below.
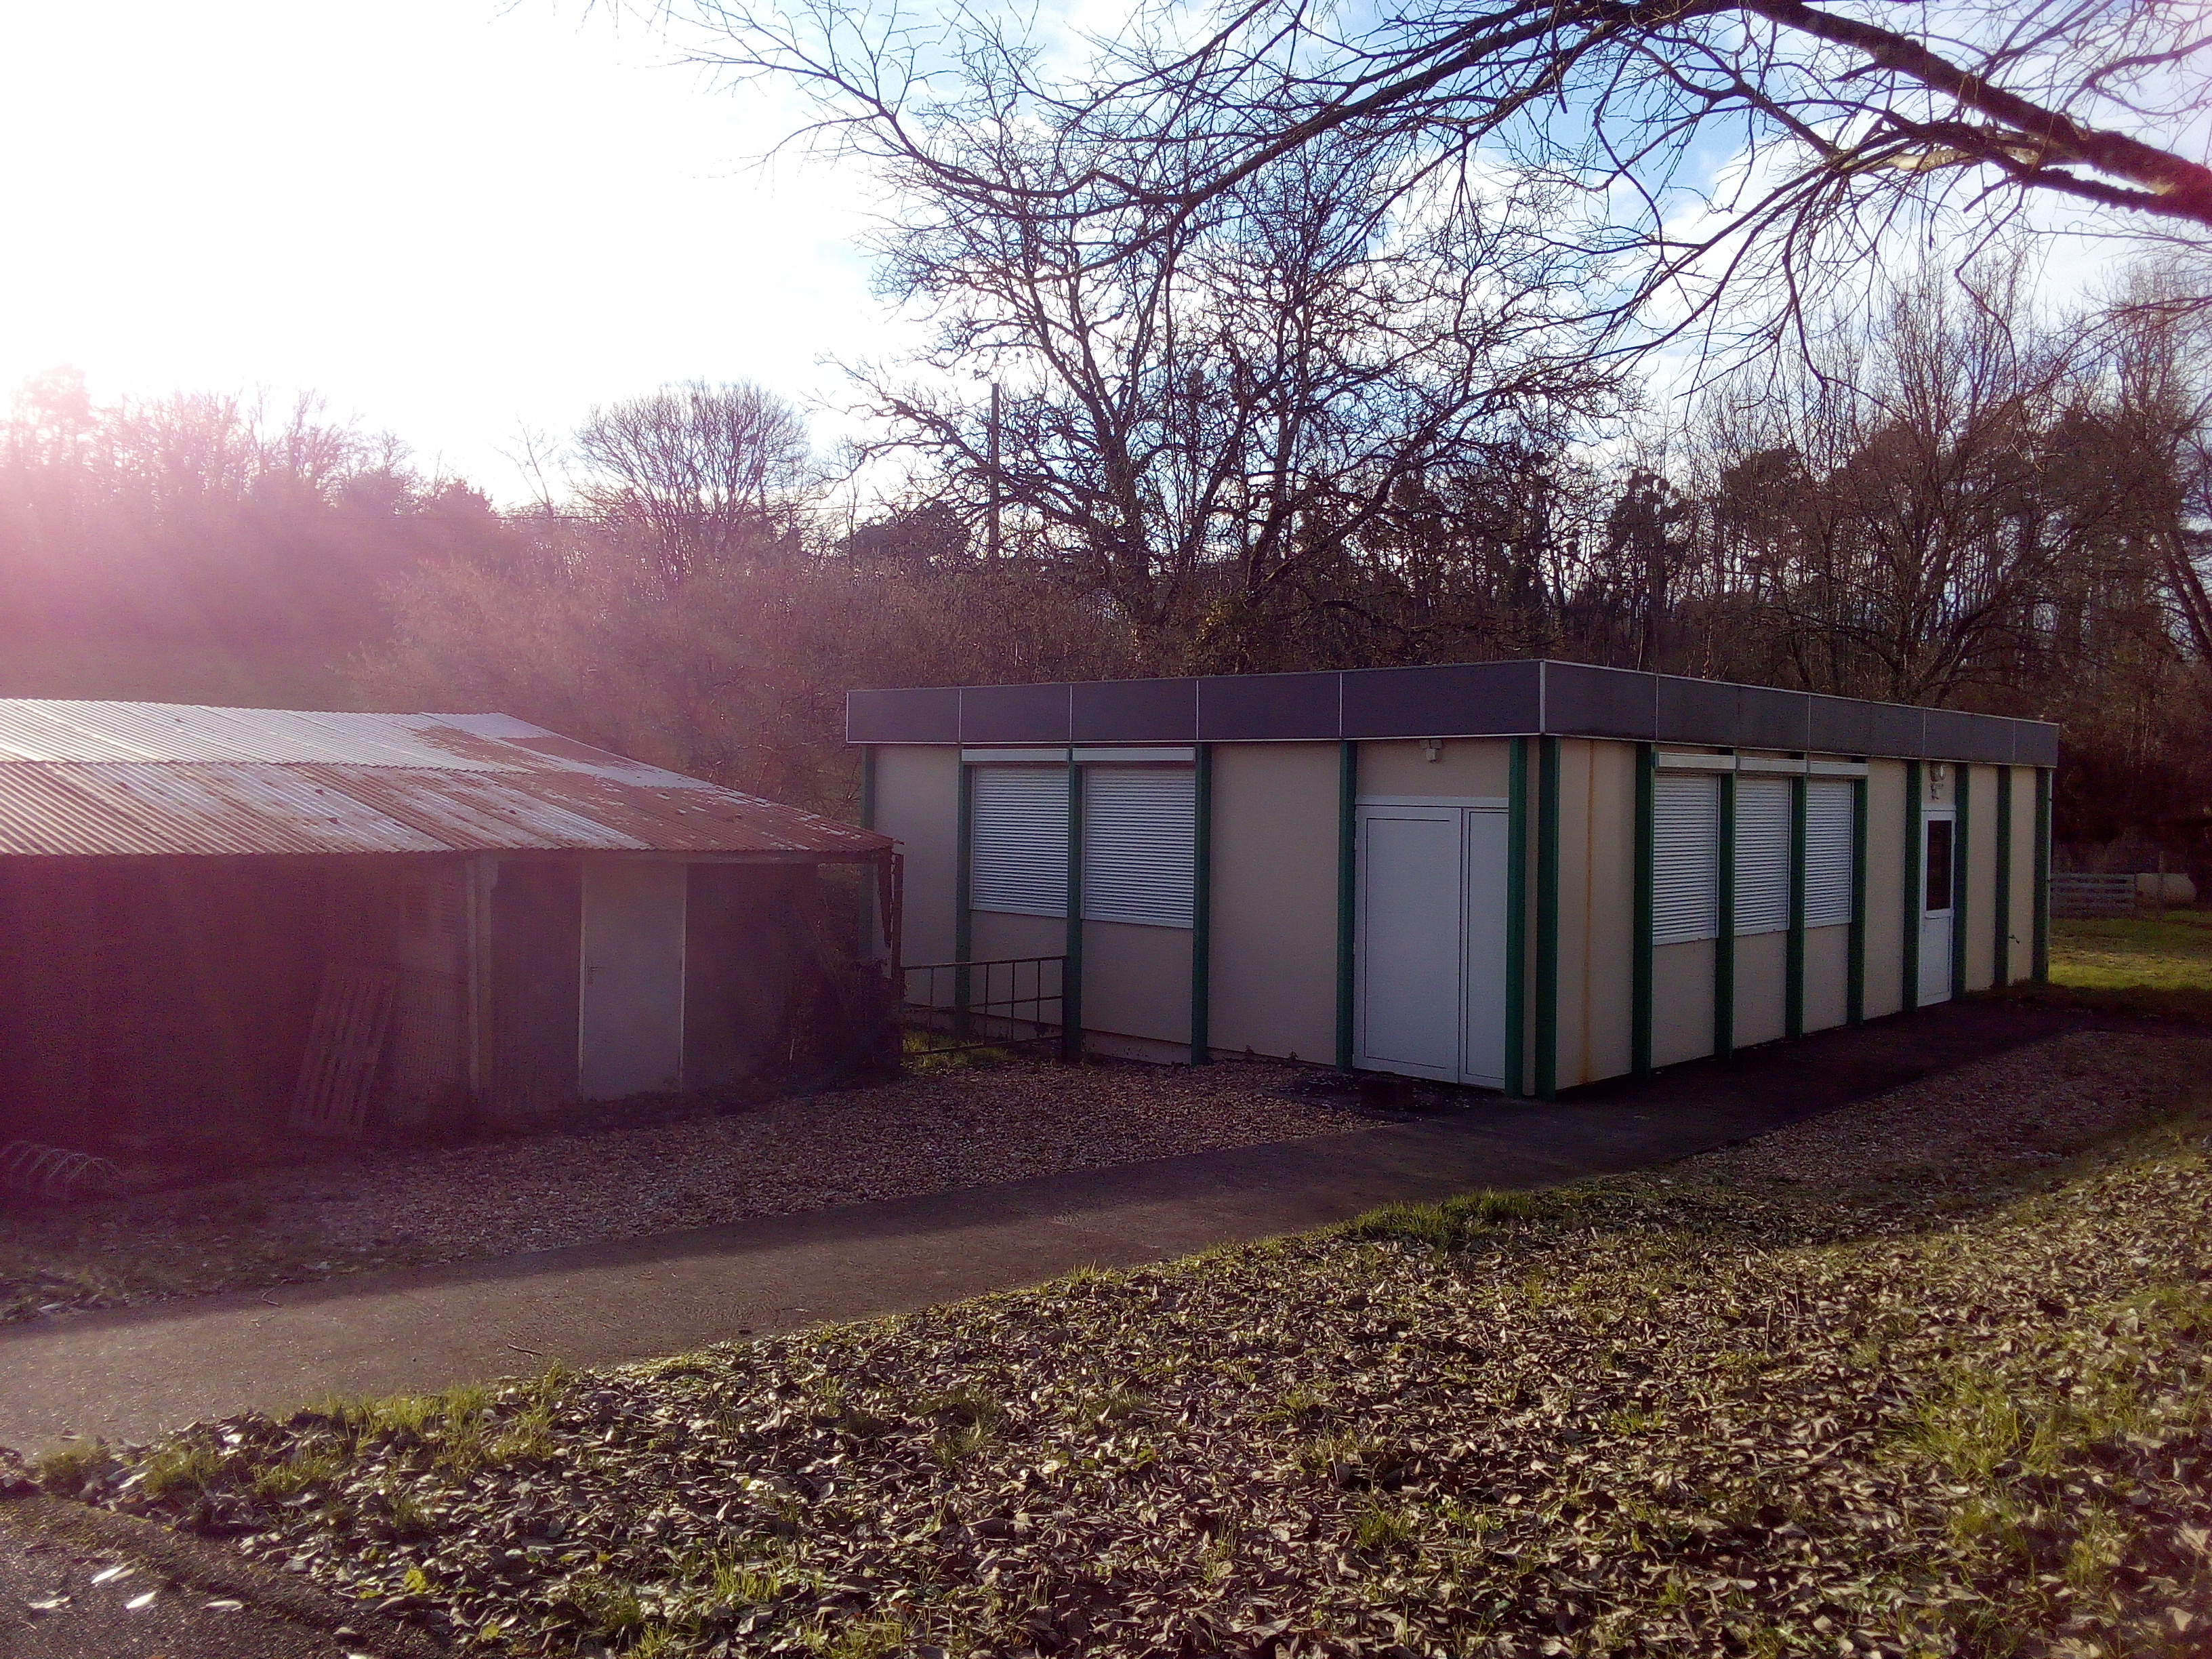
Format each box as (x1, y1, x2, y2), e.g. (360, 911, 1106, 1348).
(35, 1080, 2212, 1658)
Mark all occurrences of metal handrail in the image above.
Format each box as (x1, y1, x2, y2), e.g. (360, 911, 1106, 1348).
(901, 954, 1071, 1057)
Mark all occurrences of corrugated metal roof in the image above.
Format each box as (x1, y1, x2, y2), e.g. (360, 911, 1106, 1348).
(0, 701, 890, 861)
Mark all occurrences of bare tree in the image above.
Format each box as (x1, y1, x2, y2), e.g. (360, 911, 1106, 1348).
(839, 119, 1616, 661)
(687, 0, 2212, 356)
(574, 380, 812, 581)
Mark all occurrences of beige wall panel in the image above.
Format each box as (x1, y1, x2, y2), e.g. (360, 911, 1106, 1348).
(2005, 768, 2038, 983)
(1862, 760, 1906, 1018)
(1803, 924, 1850, 1031)
(1559, 739, 1636, 1087)
(1734, 930, 1788, 1047)
(1358, 738, 1510, 799)
(1210, 742, 1340, 1063)
(1963, 764, 1999, 991)
(971, 909, 1063, 962)
(1652, 939, 1715, 1067)
(874, 746, 960, 970)
(1083, 920, 1193, 1046)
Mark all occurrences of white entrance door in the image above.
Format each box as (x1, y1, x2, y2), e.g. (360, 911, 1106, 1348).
(1355, 804, 1509, 1088)
(1919, 809, 1956, 1005)
(579, 861, 687, 1099)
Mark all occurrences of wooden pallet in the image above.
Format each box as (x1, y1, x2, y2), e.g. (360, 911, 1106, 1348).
(290, 964, 398, 1138)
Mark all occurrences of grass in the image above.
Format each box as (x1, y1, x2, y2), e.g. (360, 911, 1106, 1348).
(2029, 905, 2212, 1021)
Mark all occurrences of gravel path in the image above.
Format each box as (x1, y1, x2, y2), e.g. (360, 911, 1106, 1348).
(2, 1058, 1366, 1319)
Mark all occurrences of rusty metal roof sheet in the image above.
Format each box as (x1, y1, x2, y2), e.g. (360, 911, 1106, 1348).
(0, 701, 889, 860)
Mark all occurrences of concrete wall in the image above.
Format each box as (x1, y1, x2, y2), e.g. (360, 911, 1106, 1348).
(1209, 741, 1340, 1063)
(1963, 763, 1999, 991)
(1735, 929, 1788, 1048)
(874, 745, 961, 970)
(1087, 920, 1193, 1045)
(1862, 759, 1908, 1019)
(1555, 739, 1635, 1088)
(1804, 923, 1850, 1032)
(1359, 737, 1509, 799)
(1652, 939, 1715, 1067)
(2003, 766, 2037, 983)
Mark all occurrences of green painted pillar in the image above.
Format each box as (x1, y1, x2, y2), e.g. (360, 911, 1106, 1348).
(1632, 742, 1655, 1077)
(1715, 769, 1736, 1059)
(1535, 736, 1561, 1100)
(1191, 743, 1212, 1065)
(1994, 766, 2013, 988)
(1504, 737, 1528, 1099)
(1902, 760, 1923, 1014)
(1334, 741, 1358, 1073)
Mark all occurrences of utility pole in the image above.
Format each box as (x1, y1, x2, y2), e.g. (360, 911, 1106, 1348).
(987, 382, 1002, 562)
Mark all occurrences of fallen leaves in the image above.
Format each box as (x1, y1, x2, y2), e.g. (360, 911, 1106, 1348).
(37, 1031, 2212, 1656)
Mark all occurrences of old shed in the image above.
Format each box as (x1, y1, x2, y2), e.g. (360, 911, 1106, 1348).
(0, 701, 892, 1151)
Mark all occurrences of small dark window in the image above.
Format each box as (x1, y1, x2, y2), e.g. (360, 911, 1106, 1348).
(1925, 818, 1954, 913)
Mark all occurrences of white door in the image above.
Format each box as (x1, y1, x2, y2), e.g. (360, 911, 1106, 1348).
(579, 861, 687, 1099)
(1355, 807, 1463, 1080)
(1460, 808, 1509, 1086)
(1355, 804, 1509, 1087)
(1919, 810, 1955, 1005)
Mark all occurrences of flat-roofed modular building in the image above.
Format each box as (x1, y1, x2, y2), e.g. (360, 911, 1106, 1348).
(0, 701, 893, 1152)
(848, 661, 2057, 1096)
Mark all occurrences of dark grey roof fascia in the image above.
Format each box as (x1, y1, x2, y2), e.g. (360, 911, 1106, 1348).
(846, 661, 2058, 765)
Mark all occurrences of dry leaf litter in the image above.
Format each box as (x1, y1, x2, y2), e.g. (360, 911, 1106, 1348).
(29, 1029, 2212, 1658)
(1, 1057, 1364, 1322)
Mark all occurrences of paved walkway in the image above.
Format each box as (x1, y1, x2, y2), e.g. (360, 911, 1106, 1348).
(0, 1000, 2092, 1451)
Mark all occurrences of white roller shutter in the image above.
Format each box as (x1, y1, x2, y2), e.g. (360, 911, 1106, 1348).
(1804, 777, 1854, 928)
(1082, 765, 1196, 927)
(1653, 773, 1719, 945)
(970, 765, 1069, 916)
(1734, 776, 1792, 935)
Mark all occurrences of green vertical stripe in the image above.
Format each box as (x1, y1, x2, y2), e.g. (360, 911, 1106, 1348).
(1063, 753, 1083, 1061)
(1847, 775, 1868, 1024)
(1786, 773, 1807, 1039)
(1334, 741, 1357, 1073)
(2033, 767, 2052, 982)
(1535, 736, 1561, 1100)
(1504, 737, 1528, 1099)
(1994, 766, 2013, 988)
(1952, 765, 1971, 1000)
(1715, 769, 1736, 1059)
(1191, 743, 1212, 1065)
(1902, 760, 1923, 1013)
(1632, 742, 1654, 1076)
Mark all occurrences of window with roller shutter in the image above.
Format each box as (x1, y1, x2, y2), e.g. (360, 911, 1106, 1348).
(969, 765, 1069, 917)
(1803, 778, 1855, 928)
(1733, 777, 1792, 935)
(1653, 773, 1720, 945)
(1081, 766, 1196, 927)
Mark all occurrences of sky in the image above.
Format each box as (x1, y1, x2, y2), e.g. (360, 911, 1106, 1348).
(0, 1, 921, 500)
